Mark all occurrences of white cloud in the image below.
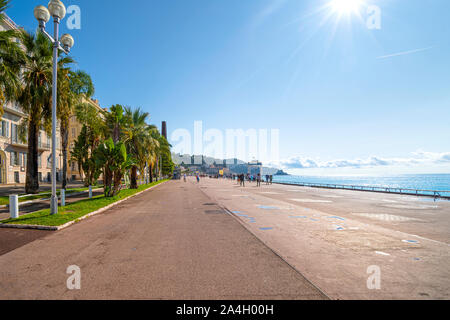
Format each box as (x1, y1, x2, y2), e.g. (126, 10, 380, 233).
(273, 151, 450, 170)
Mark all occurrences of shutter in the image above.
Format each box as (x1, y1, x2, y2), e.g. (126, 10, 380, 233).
(12, 124, 16, 142)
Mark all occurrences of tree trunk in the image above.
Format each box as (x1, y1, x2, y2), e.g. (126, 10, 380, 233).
(113, 170, 122, 196)
(104, 166, 113, 197)
(61, 122, 69, 189)
(149, 164, 153, 183)
(25, 121, 39, 194)
(130, 166, 138, 189)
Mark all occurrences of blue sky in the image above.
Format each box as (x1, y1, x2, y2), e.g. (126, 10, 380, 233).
(6, 0, 450, 175)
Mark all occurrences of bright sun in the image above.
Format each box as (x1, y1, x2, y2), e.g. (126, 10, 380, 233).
(330, 0, 363, 15)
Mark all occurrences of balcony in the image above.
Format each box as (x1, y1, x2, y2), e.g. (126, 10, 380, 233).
(38, 143, 51, 151)
(4, 104, 25, 117)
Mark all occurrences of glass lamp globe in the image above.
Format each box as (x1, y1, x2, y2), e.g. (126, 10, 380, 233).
(48, 0, 66, 20)
(60, 34, 74, 48)
(34, 5, 51, 23)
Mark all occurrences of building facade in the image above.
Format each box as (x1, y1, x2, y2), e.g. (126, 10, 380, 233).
(0, 14, 102, 185)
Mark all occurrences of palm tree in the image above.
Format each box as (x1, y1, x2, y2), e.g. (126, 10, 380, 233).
(58, 68, 94, 189)
(123, 107, 160, 188)
(17, 31, 53, 194)
(104, 104, 126, 143)
(72, 102, 104, 186)
(0, 0, 9, 22)
(0, 0, 24, 117)
(94, 138, 133, 197)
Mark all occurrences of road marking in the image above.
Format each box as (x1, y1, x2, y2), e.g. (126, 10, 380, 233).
(353, 213, 421, 222)
(290, 199, 332, 203)
(259, 192, 282, 195)
(258, 205, 280, 210)
(375, 251, 390, 256)
(328, 216, 346, 221)
(402, 240, 419, 244)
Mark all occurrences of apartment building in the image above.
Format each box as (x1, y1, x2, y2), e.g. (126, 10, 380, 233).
(0, 14, 61, 185)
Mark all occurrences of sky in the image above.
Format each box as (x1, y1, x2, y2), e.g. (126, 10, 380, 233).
(6, 0, 450, 175)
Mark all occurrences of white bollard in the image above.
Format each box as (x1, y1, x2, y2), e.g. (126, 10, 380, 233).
(61, 189, 66, 207)
(89, 185, 92, 199)
(9, 195, 19, 219)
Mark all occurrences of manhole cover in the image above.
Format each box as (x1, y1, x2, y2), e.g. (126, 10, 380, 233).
(203, 203, 217, 206)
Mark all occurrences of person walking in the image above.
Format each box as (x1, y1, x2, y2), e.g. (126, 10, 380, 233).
(183, 173, 187, 182)
(269, 175, 273, 185)
(196, 174, 200, 183)
(257, 173, 261, 187)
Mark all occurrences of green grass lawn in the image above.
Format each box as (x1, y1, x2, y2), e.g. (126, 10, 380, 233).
(0, 186, 104, 206)
(1, 180, 167, 227)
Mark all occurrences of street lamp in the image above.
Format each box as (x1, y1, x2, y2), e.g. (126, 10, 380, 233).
(34, 0, 74, 215)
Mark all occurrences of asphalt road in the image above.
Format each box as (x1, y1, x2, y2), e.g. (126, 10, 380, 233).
(0, 180, 327, 300)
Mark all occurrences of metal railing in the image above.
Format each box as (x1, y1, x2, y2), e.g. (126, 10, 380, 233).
(274, 181, 450, 200)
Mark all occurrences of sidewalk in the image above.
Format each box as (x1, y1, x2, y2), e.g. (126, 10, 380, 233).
(0, 180, 327, 299)
(199, 177, 450, 299)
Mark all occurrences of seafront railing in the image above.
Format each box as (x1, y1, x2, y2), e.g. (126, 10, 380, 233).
(273, 181, 450, 200)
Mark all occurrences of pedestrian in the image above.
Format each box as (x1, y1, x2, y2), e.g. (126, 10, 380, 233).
(183, 173, 186, 182)
(269, 175, 273, 185)
(196, 174, 200, 183)
(257, 173, 261, 187)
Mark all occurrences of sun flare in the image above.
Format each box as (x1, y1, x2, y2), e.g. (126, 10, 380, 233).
(330, 0, 363, 15)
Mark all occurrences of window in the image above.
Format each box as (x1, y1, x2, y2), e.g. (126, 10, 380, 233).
(14, 172, 19, 183)
(19, 153, 27, 167)
(10, 151, 19, 166)
(11, 123, 18, 143)
(38, 132, 42, 147)
(38, 154, 42, 168)
(0, 120, 9, 137)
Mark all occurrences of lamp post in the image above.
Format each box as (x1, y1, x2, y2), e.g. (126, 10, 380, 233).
(34, 0, 74, 215)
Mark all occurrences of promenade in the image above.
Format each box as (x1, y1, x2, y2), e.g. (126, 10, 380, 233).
(200, 177, 450, 299)
(1, 177, 448, 299)
(0, 180, 326, 300)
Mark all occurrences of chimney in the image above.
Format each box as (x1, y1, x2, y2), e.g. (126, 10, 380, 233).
(162, 121, 167, 139)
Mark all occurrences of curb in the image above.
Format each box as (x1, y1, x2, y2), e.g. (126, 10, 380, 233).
(0, 181, 167, 231)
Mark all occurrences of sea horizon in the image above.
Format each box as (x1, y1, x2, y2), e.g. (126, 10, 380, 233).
(273, 173, 450, 192)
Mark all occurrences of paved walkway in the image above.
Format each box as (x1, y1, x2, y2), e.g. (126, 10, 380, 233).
(0, 180, 327, 300)
(200, 177, 450, 299)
